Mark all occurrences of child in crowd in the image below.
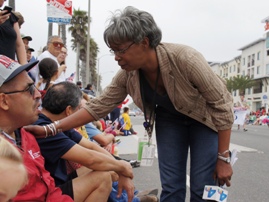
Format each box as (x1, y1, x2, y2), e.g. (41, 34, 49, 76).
(121, 107, 132, 136)
(36, 58, 58, 98)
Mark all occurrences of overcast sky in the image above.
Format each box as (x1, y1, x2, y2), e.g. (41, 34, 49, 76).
(13, 0, 269, 88)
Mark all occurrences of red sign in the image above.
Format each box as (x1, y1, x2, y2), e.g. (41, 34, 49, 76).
(46, 0, 72, 15)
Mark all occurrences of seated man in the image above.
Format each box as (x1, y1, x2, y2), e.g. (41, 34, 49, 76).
(0, 55, 73, 201)
(34, 82, 135, 202)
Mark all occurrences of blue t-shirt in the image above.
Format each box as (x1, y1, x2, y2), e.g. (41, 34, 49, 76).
(85, 122, 101, 141)
(34, 113, 82, 186)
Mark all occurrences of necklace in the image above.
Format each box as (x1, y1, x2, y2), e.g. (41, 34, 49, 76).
(139, 67, 160, 140)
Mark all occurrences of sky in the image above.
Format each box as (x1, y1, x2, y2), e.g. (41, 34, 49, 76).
(12, 0, 269, 89)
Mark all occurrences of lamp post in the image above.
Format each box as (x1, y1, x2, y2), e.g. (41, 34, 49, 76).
(85, 0, 91, 85)
(96, 54, 113, 95)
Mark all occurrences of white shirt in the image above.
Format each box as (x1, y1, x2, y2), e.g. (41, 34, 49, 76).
(29, 51, 65, 84)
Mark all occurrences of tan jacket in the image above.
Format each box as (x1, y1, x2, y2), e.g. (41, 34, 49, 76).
(84, 43, 234, 132)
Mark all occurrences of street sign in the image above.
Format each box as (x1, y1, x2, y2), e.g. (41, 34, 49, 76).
(263, 94, 268, 100)
(47, 0, 72, 24)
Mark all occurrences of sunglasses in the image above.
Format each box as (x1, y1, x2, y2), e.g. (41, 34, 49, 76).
(50, 41, 64, 48)
(3, 83, 36, 97)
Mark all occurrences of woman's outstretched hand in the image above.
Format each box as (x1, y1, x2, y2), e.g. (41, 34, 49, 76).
(23, 125, 46, 138)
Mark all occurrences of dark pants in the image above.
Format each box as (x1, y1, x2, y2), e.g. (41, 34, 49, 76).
(155, 106, 218, 202)
(110, 107, 121, 122)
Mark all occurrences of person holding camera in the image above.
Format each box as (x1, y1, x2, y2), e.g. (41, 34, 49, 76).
(0, 1, 27, 64)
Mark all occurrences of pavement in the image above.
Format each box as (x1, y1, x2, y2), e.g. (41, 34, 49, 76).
(116, 122, 265, 200)
(116, 123, 162, 198)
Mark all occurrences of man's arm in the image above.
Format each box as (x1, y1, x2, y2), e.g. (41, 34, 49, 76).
(61, 143, 133, 179)
(214, 129, 233, 186)
(14, 22, 27, 65)
(93, 133, 115, 147)
(78, 137, 113, 157)
(85, 122, 115, 146)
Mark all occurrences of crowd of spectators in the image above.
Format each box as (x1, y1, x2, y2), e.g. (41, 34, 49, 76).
(246, 107, 269, 126)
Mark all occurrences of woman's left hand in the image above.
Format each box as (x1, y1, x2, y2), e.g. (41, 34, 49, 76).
(214, 160, 233, 186)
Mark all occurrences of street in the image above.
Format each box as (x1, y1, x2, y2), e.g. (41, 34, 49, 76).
(118, 116, 269, 201)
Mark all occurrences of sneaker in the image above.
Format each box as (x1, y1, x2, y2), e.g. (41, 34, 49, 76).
(137, 194, 159, 202)
(136, 188, 158, 197)
(243, 128, 248, 132)
(130, 160, 140, 168)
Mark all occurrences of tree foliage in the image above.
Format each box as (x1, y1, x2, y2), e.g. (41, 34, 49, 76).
(226, 75, 255, 95)
(68, 8, 99, 87)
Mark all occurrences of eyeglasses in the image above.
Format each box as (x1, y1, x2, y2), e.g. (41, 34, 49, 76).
(109, 42, 135, 56)
(2, 83, 36, 97)
(50, 42, 64, 48)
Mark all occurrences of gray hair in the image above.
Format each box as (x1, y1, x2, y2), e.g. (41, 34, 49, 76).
(47, 35, 61, 46)
(103, 6, 162, 49)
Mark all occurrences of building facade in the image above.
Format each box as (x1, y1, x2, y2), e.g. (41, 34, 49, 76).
(210, 28, 269, 112)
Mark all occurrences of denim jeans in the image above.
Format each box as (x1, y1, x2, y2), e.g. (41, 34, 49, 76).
(155, 106, 218, 202)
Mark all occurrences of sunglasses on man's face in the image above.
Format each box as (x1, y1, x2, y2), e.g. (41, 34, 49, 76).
(50, 42, 64, 48)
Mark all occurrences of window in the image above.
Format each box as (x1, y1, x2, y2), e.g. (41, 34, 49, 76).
(251, 54, 255, 66)
(251, 68, 254, 78)
(233, 65, 236, 72)
(247, 88, 251, 94)
(253, 81, 263, 94)
(247, 55, 251, 67)
(266, 64, 269, 75)
(257, 66, 260, 74)
(229, 66, 231, 73)
(237, 67, 240, 73)
(257, 51, 260, 60)
(242, 70, 245, 76)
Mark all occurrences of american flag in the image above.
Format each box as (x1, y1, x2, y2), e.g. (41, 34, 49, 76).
(66, 72, 76, 82)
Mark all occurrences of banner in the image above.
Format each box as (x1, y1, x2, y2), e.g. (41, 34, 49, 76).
(233, 108, 248, 125)
(47, 0, 72, 24)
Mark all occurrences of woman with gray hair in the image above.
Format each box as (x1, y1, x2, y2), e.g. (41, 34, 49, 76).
(25, 6, 234, 202)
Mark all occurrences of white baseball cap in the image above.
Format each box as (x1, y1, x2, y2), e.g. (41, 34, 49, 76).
(0, 55, 38, 87)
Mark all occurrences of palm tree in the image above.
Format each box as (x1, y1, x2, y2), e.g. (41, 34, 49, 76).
(68, 8, 99, 87)
(68, 8, 88, 81)
(225, 77, 234, 93)
(227, 75, 255, 96)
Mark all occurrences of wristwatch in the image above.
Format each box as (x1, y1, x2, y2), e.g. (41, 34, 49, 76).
(218, 155, 231, 164)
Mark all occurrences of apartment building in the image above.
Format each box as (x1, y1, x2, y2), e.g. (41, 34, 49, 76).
(210, 26, 269, 112)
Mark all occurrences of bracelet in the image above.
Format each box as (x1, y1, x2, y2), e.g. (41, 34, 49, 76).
(43, 126, 48, 138)
(218, 149, 230, 157)
(51, 123, 56, 135)
(54, 120, 63, 133)
(47, 124, 55, 136)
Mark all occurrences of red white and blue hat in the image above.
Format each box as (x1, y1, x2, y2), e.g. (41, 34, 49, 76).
(0, 55, 38, 87)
